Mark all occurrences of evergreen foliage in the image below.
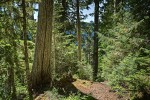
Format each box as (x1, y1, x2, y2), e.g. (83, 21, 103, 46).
(0, 0, 149, 99)
(99, 3, 150, 98)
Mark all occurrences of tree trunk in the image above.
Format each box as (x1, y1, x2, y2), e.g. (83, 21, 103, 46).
(10, 64, 17, 100)
(51, 32, 56, 79)
(31, 0, 53, 91)
(11, 37, 17, 100)
(114, 0, 116, 14)
(61, 0, 67, 21)
(4, 5, 17, 98)
(22, 0, 33, 99)
(114, 0, 122, 13)
(93, 0, 99, 81)
(76, 0, 81, 61)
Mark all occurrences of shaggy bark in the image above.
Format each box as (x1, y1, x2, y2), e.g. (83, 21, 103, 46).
(31, 0, 53, 90)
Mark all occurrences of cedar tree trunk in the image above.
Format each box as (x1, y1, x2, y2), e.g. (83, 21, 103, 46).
(31, 0, 53, 90)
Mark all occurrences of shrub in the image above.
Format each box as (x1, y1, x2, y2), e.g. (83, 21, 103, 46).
(77, 61, 92, 80)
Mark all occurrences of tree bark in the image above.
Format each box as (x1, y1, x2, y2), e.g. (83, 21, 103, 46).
(93, 0, 99, 81)
(22, 0, 33, 99)
(31, 0, 53, 91)
(61, 0, 67, 21)
(76, 0, 81, 61)
(10, 64, 17, 100)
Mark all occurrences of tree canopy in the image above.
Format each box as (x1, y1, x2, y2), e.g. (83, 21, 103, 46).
(0, 0, 149, 99)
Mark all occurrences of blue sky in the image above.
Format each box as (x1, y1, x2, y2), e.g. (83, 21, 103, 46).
(82, 4, 94, 22)
(34, 4, 94, 22)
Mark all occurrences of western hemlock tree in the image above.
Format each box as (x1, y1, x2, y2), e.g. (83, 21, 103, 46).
(76, 0, 81, 61)
(93, 0, 99, 81)
(22, 0, 33, 99)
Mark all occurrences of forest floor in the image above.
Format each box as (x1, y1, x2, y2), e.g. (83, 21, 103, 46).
(34, 79, 129, 100)
(72, 79, 119, 100)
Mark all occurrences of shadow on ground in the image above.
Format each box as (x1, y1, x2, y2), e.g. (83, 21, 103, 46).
(34, 76, 96, 100)
(53, 78, 96, 100)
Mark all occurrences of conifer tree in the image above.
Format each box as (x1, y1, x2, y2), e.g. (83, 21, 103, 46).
(93, 0, 100, 81)
(22, 0, 33, 99)
(31, 0, 53, 91)
(76, 0, 81, 61)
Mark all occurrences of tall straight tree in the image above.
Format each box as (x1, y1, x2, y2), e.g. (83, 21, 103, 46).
(61, 0, 68, 23)
(76, 0, 81, 61)
(114, 0, 122, 14)
(31, 0, 53, 90)
(22, 0, 33, 99)
(2, 2, 17, 99)
(93, 0, 99, 81)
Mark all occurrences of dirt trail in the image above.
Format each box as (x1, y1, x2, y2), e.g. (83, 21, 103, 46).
(73, 79, 119, 100)
(34, 79, 127, 100)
